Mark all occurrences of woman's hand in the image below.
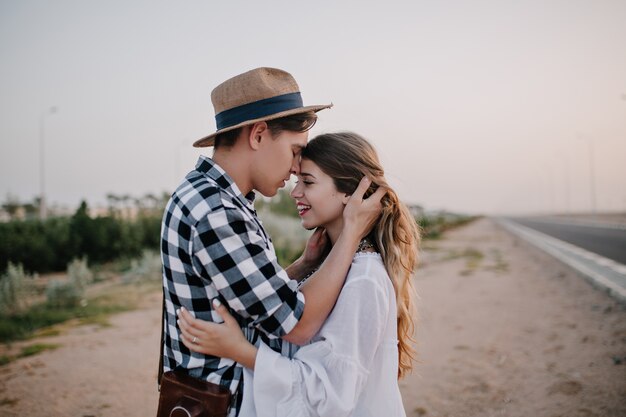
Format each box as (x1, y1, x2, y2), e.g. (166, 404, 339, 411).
(342, 177, 386, 240)
(177, 300, 258, 368)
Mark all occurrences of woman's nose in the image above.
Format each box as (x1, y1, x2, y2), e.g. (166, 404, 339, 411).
(290, 182, 303, 198)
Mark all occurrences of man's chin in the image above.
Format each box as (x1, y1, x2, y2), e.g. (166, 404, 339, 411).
(259, 188, 279, 198)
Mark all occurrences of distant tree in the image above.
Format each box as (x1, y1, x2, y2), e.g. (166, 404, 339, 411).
(106, 193, 121, 217)
(22, 199, 39, 219)
(69, 200, 95, 259)
(1, 194, 21, 220)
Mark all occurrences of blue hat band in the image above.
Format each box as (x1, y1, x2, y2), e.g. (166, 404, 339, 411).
(215, 92, 304, 130)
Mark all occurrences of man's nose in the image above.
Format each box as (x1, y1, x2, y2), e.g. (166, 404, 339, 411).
(290, 157, 301, 175)
(290, 182, 303, 198)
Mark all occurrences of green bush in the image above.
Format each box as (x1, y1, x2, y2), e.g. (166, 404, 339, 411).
(0, 263, 31, 314)
(67, 257, 93, 291)
(122, 250, 162, 283)
(45, 279, 82, 309)
(0, 200, 163, 274)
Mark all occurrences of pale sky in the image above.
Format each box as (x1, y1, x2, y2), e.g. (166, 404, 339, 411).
(1, 0, 625, 215)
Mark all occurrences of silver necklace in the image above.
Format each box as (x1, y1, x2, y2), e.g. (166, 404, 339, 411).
(298, 238, 376, 289)
(357, 237, 375, 253)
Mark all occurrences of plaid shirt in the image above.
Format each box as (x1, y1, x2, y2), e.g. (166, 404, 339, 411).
(160, 156, 305, 415)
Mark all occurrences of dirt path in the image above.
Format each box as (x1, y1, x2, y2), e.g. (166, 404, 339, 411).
(0, 292, 162, 417)
(0, 218, 624, 416)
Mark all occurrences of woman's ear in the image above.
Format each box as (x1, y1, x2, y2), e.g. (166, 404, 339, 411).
(342, 193, 350, 205)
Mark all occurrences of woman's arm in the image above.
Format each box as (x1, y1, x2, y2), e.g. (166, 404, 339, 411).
(253, 273, 390, 417)
(177, 300, 258, 369)
(180, 273, 390, 417)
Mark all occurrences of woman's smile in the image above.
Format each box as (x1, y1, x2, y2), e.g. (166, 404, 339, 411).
(297, 203, 311, 216)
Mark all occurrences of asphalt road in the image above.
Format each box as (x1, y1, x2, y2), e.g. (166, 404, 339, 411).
(509, 217, 626, 265)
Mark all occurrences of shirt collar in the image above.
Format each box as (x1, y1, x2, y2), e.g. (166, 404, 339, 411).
(194, 156, 256, 211)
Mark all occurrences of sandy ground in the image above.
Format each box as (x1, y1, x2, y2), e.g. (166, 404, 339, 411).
(402, 218, 626, 417)
(0, 218, 624, 417)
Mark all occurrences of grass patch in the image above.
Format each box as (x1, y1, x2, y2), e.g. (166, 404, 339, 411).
(0, 343, 60, 366)
(78, 315, 113, 327)
(443, 248, 484, 276)
(0, 397, 19, 406)
(20, 343, 60, 357)
(418, 215, 480, 240)
(0, 280, 159, 344)
(32, 328, 61, 338)
(464, 248, 484, 269)
(443, 248, 484, 262)
(486, 249, 509, 273)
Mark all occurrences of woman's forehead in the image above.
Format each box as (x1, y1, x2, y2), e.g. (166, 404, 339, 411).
(299, 159, 327, 179)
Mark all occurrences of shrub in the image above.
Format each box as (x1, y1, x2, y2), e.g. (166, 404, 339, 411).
(67, 257, 93, 291)
(45, 279, 82, 309)
(0, 200, 163, 274)
(0, 263, 31, 314)
(122, 250, 162, 283)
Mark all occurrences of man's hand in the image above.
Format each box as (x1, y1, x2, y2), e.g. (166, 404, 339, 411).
(301, 227, 330, 267)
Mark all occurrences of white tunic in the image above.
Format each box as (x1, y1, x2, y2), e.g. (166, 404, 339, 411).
(239, 252, 406, 417)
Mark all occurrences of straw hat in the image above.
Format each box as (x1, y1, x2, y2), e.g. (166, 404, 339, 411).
(193, 67, 332, 147)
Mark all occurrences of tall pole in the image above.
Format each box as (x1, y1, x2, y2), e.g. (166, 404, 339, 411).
(563, 154, 570, 214)
(622, 94, 626, 211)
(587, 138, 597, 215)
(39, 106, 57, 220)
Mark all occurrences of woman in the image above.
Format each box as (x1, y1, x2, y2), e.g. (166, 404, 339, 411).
(178, 132, 420, 416)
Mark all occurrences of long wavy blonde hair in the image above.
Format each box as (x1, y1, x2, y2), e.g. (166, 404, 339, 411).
(301, 132, 420, 378)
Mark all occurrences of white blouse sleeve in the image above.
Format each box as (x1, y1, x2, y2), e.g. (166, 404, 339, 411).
(251, 274, 390, 417)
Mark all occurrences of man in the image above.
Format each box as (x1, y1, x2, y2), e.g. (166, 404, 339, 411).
(160, 67, 383, 415)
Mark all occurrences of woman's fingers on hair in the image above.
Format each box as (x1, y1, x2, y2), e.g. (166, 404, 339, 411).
(367, 186, 387, 205)
(351, 176, 372, 201)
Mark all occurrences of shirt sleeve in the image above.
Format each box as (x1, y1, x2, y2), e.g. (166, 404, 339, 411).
(251, 275, 389, 417)
(191, 203, 305, 338)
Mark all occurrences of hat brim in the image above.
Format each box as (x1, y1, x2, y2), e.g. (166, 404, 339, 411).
(193, 103, 333, 148)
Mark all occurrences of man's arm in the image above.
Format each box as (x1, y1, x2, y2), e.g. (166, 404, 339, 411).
(191, 179, 383, 345)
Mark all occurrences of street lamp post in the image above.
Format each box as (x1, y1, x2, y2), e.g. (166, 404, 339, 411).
(587, 138, 597, 216)
(578, 134, 597, 216)
(39, 106, 57, 220)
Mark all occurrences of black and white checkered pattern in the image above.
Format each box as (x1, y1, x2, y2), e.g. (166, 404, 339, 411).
(160, 156, 305, 415)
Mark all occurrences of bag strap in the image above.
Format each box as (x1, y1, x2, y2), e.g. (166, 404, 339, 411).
(157, 292, 165, 388)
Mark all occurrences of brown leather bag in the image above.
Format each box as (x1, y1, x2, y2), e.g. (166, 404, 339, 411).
(157, 298, 231, 417)
(157, 370, 231, 417)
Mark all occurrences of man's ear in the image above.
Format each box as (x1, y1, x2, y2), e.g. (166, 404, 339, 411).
(248, 122, 269, 150)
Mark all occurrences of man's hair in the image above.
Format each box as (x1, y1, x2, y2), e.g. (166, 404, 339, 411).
(214, 111, 318, 149)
